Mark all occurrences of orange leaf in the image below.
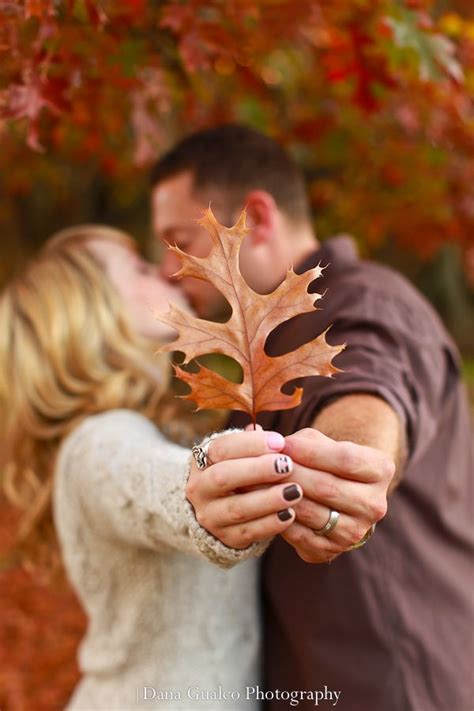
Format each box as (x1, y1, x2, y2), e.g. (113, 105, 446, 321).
(156, 208, 344, 422)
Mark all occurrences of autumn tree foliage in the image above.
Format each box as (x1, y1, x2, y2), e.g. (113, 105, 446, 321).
(0, 0, 473, 258)
(0, 2, 473, 709)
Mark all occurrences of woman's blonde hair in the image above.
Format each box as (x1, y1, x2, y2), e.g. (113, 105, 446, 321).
(0, 225, 170, 573)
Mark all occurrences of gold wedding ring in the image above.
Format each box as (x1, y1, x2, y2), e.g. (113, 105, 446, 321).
(349, 523, 376, 550)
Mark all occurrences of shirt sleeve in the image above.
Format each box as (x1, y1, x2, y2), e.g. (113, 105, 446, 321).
(57, 410, 269, 567)
(298, 322, 414, 439)
(278, 288, 428, 460)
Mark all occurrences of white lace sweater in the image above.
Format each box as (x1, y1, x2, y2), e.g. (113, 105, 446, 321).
(53, 409, 267, 711)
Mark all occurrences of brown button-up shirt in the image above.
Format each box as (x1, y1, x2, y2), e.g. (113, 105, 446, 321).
(230, 237, 473, 711)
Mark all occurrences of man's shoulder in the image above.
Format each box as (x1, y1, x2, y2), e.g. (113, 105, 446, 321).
(321, 245, 421, 307)
(320, 252, 451, 347)
(336, 257, 425, 308)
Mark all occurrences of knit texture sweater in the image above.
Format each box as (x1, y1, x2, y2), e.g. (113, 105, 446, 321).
(53, 409, 267, 710)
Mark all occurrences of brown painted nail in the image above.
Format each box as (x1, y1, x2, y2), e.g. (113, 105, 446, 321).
(283, 484, 301, 501)
(278, 509, 292, 522)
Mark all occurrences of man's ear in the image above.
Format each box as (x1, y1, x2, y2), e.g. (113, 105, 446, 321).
(243, 190, 278, 244)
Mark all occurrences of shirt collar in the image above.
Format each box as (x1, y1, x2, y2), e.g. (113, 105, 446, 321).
(295, 235, 359, 275)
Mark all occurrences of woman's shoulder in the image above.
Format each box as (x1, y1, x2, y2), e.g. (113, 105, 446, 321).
(72, 408, 160, 441)
(56, 409, 163, 476)
(72, 408, 159, 438)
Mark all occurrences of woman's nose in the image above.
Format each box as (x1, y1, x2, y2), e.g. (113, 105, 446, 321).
(159, 252, 181, 282)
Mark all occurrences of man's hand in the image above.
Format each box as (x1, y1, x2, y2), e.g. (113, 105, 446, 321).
(280, 428, 396, 563)
(186, 430, 303, 549)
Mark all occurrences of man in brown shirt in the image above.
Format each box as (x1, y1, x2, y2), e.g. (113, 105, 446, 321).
(151, 125, 473, 710)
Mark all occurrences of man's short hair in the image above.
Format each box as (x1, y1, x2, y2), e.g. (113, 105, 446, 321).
(150, 124, 311, 224)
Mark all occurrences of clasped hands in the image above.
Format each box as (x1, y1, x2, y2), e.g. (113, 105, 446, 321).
(186, 428, 395, 564)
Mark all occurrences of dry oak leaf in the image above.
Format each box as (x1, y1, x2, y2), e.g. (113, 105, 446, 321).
(156, 207, 344, 423)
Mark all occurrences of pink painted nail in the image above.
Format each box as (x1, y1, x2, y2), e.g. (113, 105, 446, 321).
(266, 432, 285, 450)
(274, 455, 293, 475)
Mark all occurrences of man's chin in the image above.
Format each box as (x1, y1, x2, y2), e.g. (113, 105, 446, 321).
(193, 297, 230, 322)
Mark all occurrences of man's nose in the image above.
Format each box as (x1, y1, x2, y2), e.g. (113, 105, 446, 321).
(159, 251, 182, 282)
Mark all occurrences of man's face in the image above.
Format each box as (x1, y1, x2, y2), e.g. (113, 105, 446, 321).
(152, 171, 232, 319)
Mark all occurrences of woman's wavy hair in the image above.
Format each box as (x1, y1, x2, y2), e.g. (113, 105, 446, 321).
(0, 225, 172, 575)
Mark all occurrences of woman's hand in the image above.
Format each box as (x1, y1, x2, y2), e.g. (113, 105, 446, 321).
(186, 430, 303, 549)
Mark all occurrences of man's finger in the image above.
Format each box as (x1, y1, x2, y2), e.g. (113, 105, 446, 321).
(283, 430, 395, 483)
(281, 520, 343, 563)
(289, 465, 388, 522)
(293, 497, 370, 549)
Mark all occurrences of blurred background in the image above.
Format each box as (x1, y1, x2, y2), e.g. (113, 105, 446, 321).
(0, 1, 473, 709)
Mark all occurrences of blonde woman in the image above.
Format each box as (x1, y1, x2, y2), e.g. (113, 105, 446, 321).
(0, 226, 302, 710)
